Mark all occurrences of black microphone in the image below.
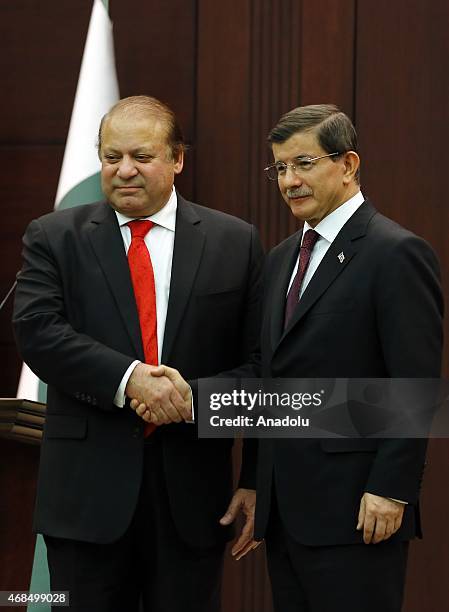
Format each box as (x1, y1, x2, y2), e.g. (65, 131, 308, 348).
(0, 272, 20, 312)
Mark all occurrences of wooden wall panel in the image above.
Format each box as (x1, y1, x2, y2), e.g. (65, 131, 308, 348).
(356, 1, 449, 610)
(196, 0, 356, 250)
(301, 0, 356, 116)
(0, 440, 40, 593)
(246, 0, 303, 248)
(0, 147, 64, 396)
(0, 1, 93, 144)
(404, 439, 449, 612)
(195, 0, 251, 218)
(111, 0, 197, 198)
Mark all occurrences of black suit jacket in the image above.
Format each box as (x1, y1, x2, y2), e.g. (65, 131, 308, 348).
(254, 200, 443, 546)
(13, 194, 263, 547)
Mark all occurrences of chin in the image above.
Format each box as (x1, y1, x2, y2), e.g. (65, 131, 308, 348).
(288, 202, 312, 221)
(115, 195, 141, 208)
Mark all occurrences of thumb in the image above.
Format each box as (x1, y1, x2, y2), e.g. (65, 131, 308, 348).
(150, 365, 166, 377)
(356, 495, 366, 531)
(219, 495, 241, 526)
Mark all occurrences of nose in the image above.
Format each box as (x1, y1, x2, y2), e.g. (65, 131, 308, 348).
(117, 156, 138, 179)
(283, 165, 302, 187)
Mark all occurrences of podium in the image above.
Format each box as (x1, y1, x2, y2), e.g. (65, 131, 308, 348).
(0, 399, 46, 594)
(0, 398, 46, 445)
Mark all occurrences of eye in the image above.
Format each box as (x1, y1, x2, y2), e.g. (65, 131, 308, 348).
(295, 157, 314, 171)
(104, 154, 120, 162)
(275, 162, 287, 175)
(135, 154, 153, 162)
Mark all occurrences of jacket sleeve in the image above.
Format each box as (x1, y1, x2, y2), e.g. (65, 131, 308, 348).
(364, 234, 444, 503)
(13, 218, 135, 410)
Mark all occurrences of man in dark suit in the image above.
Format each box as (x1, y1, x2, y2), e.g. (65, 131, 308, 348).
(254, 104, 443, 612)
(13, 96, 263, 612)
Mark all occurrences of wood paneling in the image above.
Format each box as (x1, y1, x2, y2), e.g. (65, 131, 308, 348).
(0, 440, 39, 592)
(404, 439, 449, 612)
(111, 0, 197, 198)
(0, 146, 64, 396)
(246, 0, 303, 248)
(301, 0, 356, 115)
(356, 2, 449, 610)
(1, 1, 93, 144)
(195, 0, 252, 218)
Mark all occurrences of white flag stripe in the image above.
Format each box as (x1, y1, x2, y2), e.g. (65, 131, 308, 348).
(16, 363, 40, 401)
(54, 0, 119, 207)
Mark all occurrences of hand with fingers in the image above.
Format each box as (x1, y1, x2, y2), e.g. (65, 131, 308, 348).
(219, 488, 261, 560)
(126, 363, 192, 425)
(357, 492, 405, 544)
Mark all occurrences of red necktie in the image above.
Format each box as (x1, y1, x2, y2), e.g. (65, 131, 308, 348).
(127, 220, 158, 435)
(284, 229, 319, 329)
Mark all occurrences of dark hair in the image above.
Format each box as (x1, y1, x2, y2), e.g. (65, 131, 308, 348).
(268, 104, 360, 182)
(97, 95, 185, 160)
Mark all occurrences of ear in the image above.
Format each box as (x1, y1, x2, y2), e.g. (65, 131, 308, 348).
(342, 151, 360, 184)
(173, 149, 184, 175)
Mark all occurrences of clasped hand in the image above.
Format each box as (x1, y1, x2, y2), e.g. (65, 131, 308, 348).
(126, 363, 192, 424)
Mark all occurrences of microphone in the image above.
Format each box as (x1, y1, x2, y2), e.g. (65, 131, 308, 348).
(0, 272, 20, 312)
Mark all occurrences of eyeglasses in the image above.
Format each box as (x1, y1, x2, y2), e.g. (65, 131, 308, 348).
(264, 152, 341, 180)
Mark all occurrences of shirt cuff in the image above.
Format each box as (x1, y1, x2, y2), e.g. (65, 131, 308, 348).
(389, 498, 407, 504)
(114, 360, 140, 407)
(186, 385, 195, 423)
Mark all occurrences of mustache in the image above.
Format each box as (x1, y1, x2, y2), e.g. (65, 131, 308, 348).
(286, 187, 313, 198)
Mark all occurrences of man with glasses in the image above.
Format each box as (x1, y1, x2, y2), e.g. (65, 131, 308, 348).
(254, 104, 443, 611)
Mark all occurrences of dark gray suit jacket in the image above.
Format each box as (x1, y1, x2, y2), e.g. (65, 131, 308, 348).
(254, 200, 443, 545)
(13, 194, 263, 547)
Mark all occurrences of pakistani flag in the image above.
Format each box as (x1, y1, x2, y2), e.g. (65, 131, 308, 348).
(17, 1, 119, 608)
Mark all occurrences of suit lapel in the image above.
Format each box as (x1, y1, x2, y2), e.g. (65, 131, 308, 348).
(161, 196, 205, 363)
(278, 200, 377, 344)
(87, 203, 144, 359)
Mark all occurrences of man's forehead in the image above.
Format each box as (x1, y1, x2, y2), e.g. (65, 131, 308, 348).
(103, 112, 167, 137)
(101, 122, 170, 157)
(272, 130, 322, 159)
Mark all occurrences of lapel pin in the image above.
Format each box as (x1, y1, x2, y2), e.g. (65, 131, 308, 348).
(337, 251, 345, 264)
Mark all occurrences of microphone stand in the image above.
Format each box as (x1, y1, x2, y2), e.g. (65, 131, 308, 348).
(0, 277, 18, 312)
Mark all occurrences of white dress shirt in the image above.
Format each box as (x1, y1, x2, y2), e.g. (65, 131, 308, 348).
(113, 187, 177, 407)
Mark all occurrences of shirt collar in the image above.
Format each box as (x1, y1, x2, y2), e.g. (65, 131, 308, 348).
(114, 186, 177, 232)
(303, 190, 365, 244)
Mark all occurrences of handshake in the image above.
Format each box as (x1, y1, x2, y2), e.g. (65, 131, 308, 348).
(125, 363, 192, 425)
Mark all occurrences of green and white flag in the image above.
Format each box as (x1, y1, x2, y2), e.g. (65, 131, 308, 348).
(55, 0, 119, 211)
(16, 1, 119, 608)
